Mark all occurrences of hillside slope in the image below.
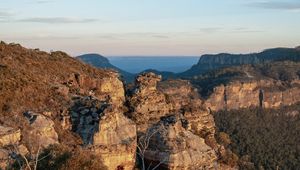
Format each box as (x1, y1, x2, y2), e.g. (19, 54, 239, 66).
(0, 42, 137, 170)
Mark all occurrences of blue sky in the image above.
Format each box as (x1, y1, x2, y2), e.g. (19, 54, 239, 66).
(0, 0, 300, 56)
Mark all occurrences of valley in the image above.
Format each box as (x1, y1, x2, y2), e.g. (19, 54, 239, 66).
(1, 42, 299, 169)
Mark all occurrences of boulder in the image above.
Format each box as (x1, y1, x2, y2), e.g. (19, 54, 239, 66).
(22, 114, 59, 150)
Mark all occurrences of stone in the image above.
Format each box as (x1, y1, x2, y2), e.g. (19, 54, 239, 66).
(0, 126, 21, 147)
(143, 116, 217, 170)
(70, 96, 137, 170)
(27, 114, 59, 148)
(127, 73, 172, 132)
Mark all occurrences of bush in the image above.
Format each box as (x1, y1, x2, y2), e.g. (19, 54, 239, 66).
(213, 105, 300, 169)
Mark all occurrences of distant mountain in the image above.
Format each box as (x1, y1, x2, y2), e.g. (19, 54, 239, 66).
(180, 47, 300, 77)
(76, 54, 135, 82)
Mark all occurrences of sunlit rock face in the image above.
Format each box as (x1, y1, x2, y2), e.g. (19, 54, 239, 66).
(0, 126, 28, 169)
(28, 114, 59, 147)
(127, 72, 173, 132)
(205, 79, 300, 112)
(127, 73, 219, 169)
(0, 126, 21, 147)
(69, 95, 137, 170)
(143, 115, 217, 170)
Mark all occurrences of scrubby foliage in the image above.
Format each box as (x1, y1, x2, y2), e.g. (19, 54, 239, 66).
(11, 145, 107, 170)
(214, 105, 300, 169)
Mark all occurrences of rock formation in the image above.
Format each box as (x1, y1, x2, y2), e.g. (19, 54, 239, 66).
(0, 126, 28, 169)
(127, 73, 173, 132)
(205, 79, 300, 111)
(143, 115, 217, 170)
(69, 96, 137, 170)
(127, 73, 220, 169)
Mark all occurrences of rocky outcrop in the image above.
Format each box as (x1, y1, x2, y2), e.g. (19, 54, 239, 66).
(128, 73, 216, 138)
(25, 113, 59, 149)
(0, 126, 21, 147)
(205, 79, 300, 111)
(127, 73, 220, 169)
(127, 73, 173, 132)
(0, 126, 28, 169)
(69, 96, 136, 170)
(65, 71, 125, 104)
(143, 115, 217, 170)
(158, 80, 217, 147)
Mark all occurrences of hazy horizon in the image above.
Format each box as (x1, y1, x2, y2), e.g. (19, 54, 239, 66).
(1, 0, 300, 56)
(108, 56, 199, 73)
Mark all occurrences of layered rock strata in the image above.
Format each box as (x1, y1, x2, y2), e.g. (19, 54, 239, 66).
(205, 79, 300, 111)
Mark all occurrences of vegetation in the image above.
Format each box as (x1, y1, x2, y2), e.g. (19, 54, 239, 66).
(11, 145, 107, 170)
(214, 104, 300, 169)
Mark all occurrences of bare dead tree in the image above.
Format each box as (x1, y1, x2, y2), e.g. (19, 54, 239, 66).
(6, 132, 49, 170)
(137, 128, 167, 170)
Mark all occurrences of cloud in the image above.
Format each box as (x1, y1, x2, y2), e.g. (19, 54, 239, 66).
(0, 9, 15, 22)
(230, 27, 264, 33)
(249, 1, 300, 10)
(199, 27, 222, 34)
(0, 9, 15, 18)
(151, 35, 170, 39)
(17, 17, 98, 24)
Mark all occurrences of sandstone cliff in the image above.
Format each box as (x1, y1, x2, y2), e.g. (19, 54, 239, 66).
(127, 73, 221, 169)
(205, 79, 300, 111)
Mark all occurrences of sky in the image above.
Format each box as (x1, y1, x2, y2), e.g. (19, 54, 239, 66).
(0, 0, 300, 56)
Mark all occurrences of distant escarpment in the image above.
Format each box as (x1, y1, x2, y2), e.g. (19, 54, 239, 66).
(189, 61, 300, 111)
(180, 46, 300, 77)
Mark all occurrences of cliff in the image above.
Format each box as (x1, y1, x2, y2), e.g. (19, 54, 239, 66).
(190, 61, 300, 111)
(205, 79, 300, 111)
(181, 46, 300, 77)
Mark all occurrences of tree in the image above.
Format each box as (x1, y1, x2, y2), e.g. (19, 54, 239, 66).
(136, 128, 166, 170)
